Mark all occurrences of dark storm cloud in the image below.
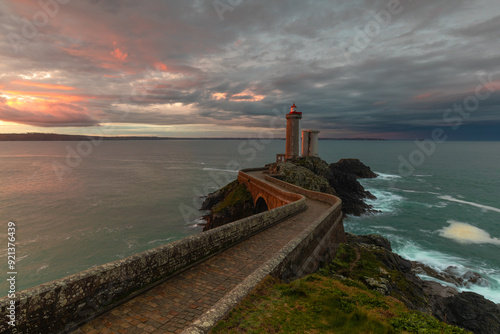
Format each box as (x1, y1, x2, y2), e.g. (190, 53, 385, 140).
(0, 0, 499, 138)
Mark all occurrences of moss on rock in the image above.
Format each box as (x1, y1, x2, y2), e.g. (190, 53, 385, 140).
(274, 162, 336, 195)
(202, 180, 254, 231)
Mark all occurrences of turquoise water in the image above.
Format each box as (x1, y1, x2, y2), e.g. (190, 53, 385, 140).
(1, 140, 499, 304)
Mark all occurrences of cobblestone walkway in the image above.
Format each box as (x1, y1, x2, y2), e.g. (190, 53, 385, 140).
(71, 172, 330, 334)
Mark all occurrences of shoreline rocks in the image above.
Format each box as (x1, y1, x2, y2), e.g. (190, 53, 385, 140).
(281, 156, 378, 216)
(200, 180, 254, 231)
(331, 158, 378, 179)
(343, 233, 500, 334)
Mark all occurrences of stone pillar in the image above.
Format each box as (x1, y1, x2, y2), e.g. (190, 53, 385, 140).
(301, 130, 310, 157)
(309, 130, 320, 157)
(285, 104, 302, 160)
(301, 130, 320, 157)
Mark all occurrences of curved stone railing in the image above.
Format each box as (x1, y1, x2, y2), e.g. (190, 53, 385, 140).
(0, 173, 307, 334)
(264, 175, 345, 279)
(183, 171, 345, 334)
(238, 168, 304, 208)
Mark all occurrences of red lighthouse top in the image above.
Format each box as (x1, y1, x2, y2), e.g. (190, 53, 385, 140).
(289, 102, 302, 115)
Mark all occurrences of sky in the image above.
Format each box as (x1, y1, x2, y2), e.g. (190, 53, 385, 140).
(0, 0, 499, 140)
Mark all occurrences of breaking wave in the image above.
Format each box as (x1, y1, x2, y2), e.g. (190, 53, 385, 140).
(438, 195, 500, 214)
(439, 220, 500, 245)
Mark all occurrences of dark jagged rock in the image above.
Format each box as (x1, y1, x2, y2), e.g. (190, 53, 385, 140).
(325, 233, 429, 312)
(326, 164, 376, 215)
(200, 189, 225, 211)
(331, 158, 378, 179)
(335, 233, 500, 333)
(421, 281, 459, 299)
(413, 262, 490, 288)
(201, 180, 254, 231)
(432, 292, 500, 334)
(346, 232, 392, 251)
(270, 162, 336, 195)
(291, 156, 330, 178)
(279, 156, 377, 216)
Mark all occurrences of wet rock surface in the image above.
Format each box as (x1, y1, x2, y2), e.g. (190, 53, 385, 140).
(287, 156, 378, 216)
(337, 233, 500, 334)
(331, 158, 378, 179)
(201, 180, 254, 231)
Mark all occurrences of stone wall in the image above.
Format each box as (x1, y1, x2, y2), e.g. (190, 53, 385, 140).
(0, 183, 306, 334)
(264, 175, 346, 280)
(238, 169, 303, 209)
(182, 172, 345, 334)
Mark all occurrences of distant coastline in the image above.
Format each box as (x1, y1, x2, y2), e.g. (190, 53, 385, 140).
(0, 133, 386, 141)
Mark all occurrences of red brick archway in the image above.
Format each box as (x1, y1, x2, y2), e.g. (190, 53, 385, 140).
(238, 171, 300, 211)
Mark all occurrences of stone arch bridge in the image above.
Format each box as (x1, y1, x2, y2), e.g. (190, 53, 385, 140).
(237, 167, 301, 213)
(3, 168, 344, 334)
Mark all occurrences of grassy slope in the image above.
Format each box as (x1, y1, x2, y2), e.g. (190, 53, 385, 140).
(211, 242, 471, 334)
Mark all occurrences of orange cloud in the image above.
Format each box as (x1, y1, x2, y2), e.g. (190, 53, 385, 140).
(10, 81, 76, 91)
(413, 92, 436, 100)
(2, 90, 86, 103)
(111, 42, 128, 61)
(212, 92, 227, 100)
(0, 99, 99, 127)
(231, 89, 265, 102)
(155, 62, 168, 71)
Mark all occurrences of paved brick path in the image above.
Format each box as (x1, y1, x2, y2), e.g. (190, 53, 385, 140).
(71, 172, 330, 334)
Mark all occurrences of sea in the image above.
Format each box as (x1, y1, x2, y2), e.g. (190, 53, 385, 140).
(1, 140, 499, 304)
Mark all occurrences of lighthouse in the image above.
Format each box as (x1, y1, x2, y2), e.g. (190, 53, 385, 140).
(276, 103, 320, 163)
(285, 103, 302, 160)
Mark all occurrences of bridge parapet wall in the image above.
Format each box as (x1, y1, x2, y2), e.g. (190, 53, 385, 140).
(238, 169, 303, 210)
(183, 172, 345, 333)
(0, 176, 306, 334)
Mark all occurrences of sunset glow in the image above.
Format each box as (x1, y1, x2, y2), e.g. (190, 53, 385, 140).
(0, 1, 499, 139)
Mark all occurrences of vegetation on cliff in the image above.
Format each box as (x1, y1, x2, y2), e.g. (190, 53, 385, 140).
(202, 159, 499, 332)
(201, 180, 254, 231)
(212, 234, 470, 334)
(273, 162, 335, 195)
(272, 156, 377, 215)
(201, 156, 378, 230)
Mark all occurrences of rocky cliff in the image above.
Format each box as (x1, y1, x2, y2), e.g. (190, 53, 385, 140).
(202, 157, 378, 231)
(200, 158, 500, 333)
(272, 156, 377, 216)
(200, 180, 254, 231)
(329, 233, 500, 334)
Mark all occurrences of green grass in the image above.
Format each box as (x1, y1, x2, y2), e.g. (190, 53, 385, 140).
(212, 180, 253, 214)
(211, 244, 471, 334)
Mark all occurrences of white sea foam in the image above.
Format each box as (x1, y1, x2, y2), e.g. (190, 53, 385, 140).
(427, 191, 441, 195)
(17, 255, 29, 262)
(202, 167, 239, 173)
(439, 220, 500, 245)
(400, 189, 419, 193)
(438, 195, 500, 213)
(375, 172, 402, 180)
(366, 189, 404, 213)
(396, 241, 468, 272)
(37, 264, 49, 273)
(373, 225, 398, 231)
(147, 237, 174, 244)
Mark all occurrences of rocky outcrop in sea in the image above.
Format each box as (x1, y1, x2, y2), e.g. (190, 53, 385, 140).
(200, 180, 254, 231)
(201, 157, 379, 231)
(272, 156, 378, 216)
(199, 157, 500, 333)
(337, 233, 500, 334)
